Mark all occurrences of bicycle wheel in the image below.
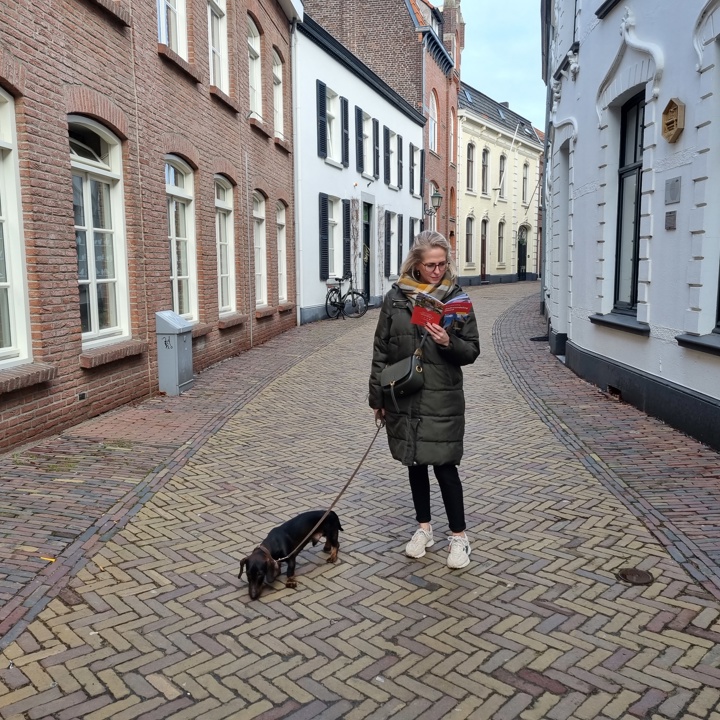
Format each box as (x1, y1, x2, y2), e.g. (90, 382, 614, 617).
(325, 288, 342, 319)
(342, 291, 368, 318)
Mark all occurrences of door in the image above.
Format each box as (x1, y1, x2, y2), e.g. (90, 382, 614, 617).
(517, 226, 527, 281)
(363, 203, 372, 298)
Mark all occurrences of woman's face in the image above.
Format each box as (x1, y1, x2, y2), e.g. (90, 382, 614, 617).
(415, 247, 448, 285)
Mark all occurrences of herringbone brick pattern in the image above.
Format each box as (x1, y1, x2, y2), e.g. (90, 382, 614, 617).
(1, 282, 719, 719)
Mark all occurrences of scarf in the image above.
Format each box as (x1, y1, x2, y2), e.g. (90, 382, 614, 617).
(396, 271, 454, 305)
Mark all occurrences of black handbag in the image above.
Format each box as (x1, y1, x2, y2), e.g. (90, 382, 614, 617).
(380, 333, 428, 412)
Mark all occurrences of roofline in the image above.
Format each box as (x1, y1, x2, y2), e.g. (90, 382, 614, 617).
(459, 107, 544, 149)
(277, 0, 303, 22)
(403, 0, 454, 76)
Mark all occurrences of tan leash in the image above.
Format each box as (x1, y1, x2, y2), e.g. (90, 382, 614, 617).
(274, 418, 385, 563)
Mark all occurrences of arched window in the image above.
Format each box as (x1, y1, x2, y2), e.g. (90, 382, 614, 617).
(429, 92, 438, 153)
(248, 17, 262, 119)
(253, 192, 267, 306)
(481, 148, 489, 194)
(450, 107, 456, 164)
(466, 143, 475, 192)
(165, 155, 196, 319)
(70, 116, 130, 342)
(465, 216, 474, 264)
(215, 177, 234, 314)
(277, 202, 287, 302)
(272, 50, 284, 139)
(498, 221, 505, 263)
(499, 155, 506, 198)
(522, 163, 529, 204)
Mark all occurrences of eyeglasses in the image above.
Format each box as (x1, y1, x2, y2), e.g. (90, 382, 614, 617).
(420, 261, 447, 272)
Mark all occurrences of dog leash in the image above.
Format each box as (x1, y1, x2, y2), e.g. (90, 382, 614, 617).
(274, 418, 385, 563)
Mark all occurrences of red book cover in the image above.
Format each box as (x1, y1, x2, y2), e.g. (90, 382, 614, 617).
(411, 305, 442, 326)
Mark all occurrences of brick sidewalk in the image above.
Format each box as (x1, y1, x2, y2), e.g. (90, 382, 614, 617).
(1, 281, 719, 720)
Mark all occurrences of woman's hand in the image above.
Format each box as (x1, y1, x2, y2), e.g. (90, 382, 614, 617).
(425, 322, 450, 347)
(373, 408, 386, 427)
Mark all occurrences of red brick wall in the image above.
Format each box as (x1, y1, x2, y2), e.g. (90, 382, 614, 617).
(0, 0, 296, 451)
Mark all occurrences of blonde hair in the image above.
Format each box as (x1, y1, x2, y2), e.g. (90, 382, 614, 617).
(399, 230, 457, 280)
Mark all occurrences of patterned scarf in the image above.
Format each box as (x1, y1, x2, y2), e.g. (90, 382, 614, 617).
(396, 271, 454, 305)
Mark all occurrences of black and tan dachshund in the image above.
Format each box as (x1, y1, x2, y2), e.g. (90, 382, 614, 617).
(238, 510, 343, 600)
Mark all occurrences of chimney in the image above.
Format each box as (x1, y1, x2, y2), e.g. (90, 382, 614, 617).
(500, 102, 510, 108)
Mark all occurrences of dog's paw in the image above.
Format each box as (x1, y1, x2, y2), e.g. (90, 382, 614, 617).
(285, 578, 298, 589)
(327, 552, 338, 564)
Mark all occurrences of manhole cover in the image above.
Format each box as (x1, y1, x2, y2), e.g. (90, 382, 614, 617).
(529, 335, 549, 342)
(616, 568, 654, 585)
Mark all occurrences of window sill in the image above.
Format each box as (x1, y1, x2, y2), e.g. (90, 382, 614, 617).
(274, 137, 291, 154)
(0, 362, 57, 395)
(255, 306, 277, 319)
(388, 184, 399, 192)
(361, 172, 375, 182)
(218, 313, 249, 330)
(79, 339, 147, 369)
(191, 323, 213, 338)
(82, 0, 131, 26)
(466, 189, 477, 196)
(157, 44, 201, 83)
(676, 332, 720, 357)
(278, 302, 295, 314)
(249, 117, 271, 139)
(209, 86, 240, 113)
(589, 312, 650, 336)
(429, 149, 441, 159)
(324, 157, 344, 170)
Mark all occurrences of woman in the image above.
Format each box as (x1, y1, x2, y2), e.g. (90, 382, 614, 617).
(369, 230, 480, 569)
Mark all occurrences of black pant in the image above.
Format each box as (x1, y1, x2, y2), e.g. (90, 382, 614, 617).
(408, 464, 466, 533)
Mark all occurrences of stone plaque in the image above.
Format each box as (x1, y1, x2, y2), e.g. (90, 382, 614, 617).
(665, 211, 677, 231)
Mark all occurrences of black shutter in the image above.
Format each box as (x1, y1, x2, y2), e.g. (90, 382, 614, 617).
(419, 149, 425, 203)
(397, 135, 403, 190)
(355, 106, 364, 173)
(317, 80, 327, 159)
(342, 199, 351, 276)
(383, 126, 390, 185)
(397, 214, 403, 275)
(409, 142, 415, 195)
(341, 97, 349, 168)
(319, 193, 329, 280)
(384, 212, 391, 278)
(373, 119, 380, 179)
(409, 217, 415, 247)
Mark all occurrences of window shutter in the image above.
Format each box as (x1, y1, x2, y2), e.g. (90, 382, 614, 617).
(409, 217, 415, 248)
(317, 80, 327, 159)
(397, 214, 403, 275)
(373, 119, 380, 179)
(341, 97, 349, 168)
(409, 143, 415, 195)
(319, 193, 329, 280)
(342, 199, 351, 275)
(383, 126, 390, 185)
(355, 106, 364, 173)
(384, 212, 391, 278)
(419, 149, 425, 202)
(397, 136, 403, 190)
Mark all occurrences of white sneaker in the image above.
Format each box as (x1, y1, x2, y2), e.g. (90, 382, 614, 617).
(447, 534, 471, 569)
(405, 526, 434, 558)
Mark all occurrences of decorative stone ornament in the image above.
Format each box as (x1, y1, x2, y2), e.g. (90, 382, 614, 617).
(662, 98, 685, 143)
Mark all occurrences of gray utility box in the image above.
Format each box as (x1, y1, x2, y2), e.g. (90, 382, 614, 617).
(156, 310, 194, 395)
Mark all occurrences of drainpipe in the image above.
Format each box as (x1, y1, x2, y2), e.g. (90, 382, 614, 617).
(290, 17, 303, 326)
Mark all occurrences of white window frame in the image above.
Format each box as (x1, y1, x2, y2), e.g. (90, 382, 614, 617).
(208, 0, 229, 94)
(70, 116, 130, 348)
(215, 176, 234, 315)
(450, 108, 456, 164)
(253, 192, 267, 306)
(248, 17, 262, 120)
(465, 216, 474, 265)
(166, 155, 197, 321)
(0, 89, 30, 368)
(522, 162, 529, 204)
(277, 202, 287, 303)
(499, 154, 506, 199)
(429, 92, 438, 153)
(389, 131, 398, 187)
(272, 50, 284, 140)
(388, 212, 398, 275)
(481, 148, 489, 195)
(328, 196, 340, 277)
(498, 221, 505, 263)
(362, 112, 372, 175)
(158, 0, 188, 59)
(326, 88, 340, 163)
(466, 142, 475, 192)
(412, 145, 422, 197)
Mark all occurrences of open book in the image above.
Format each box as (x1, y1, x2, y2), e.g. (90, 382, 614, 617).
(411, 291, 472, 331)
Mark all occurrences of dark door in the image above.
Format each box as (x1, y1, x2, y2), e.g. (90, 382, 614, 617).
(517, 226, 527, 281)
(363, 203, 371, 298)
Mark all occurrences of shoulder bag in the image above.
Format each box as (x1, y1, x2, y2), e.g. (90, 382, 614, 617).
(380, 332, 428, 412)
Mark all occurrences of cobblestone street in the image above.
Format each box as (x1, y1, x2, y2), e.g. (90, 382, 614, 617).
(1, 281, 720, 720)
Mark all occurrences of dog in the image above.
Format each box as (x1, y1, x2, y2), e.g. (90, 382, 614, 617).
(238, 510, 343, 600)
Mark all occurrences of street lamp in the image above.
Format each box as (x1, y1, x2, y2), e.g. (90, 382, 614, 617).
(424, 189, 443, 216)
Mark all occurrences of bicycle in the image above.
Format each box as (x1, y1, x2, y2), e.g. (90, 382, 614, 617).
(325, 272, 368, 319)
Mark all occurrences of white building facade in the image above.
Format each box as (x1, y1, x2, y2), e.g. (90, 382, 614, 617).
(542, 0, 720, 450)
(293, 15, 425, 323)
(457, 82, 543, 285)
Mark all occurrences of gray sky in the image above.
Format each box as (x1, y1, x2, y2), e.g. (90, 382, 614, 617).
(446, 0, 548, 129)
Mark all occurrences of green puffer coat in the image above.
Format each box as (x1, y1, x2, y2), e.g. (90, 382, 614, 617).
(369, 284, 480, 467)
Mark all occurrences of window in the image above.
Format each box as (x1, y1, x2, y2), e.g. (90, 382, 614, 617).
(614, 91, 645, 313)
(384, 128, 400, 187)
(248, 17, 262, 119)
(0, 89, 30, 367)
(499, 155, 506, 198)
(253, 192, 267, 306)
(465, 217, 474, 264)
(277, 202, 287, 303)
(326, 89, 339, 161)
(466, 143, 475, 192)
(409, 143, 422, 196)
(70, 118, 130, 345)
(481, 148, 489, 194)
(409, 217, 420, 248)
(327, 196, 340, 277)
(498, 221, 505, 263)
(158, 0, 187, 58)
(384, 212, 398, 278)
(429, 91, 438, 153)
(208, 0, 228, 93)
(450, 108, 456, 164)
(166, 157, 196, 320)
(273, 51, 284, 139)
(522, 163, 529, 204)
(215, 177, 234, 314)
(357, 110, 371, 174)
(373, 119, 380, 178)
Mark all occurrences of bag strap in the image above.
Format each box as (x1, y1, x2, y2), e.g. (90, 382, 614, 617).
(415, 330, 429, 358)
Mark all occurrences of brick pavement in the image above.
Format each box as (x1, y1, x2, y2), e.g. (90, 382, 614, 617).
(1, 281, 720, 719)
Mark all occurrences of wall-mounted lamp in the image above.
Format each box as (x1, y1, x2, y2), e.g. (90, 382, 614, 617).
(423, 189, 443, 216)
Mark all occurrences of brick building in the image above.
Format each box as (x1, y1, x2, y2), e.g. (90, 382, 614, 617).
(0, 0, 301, 451)
(302, 0, 464, 252)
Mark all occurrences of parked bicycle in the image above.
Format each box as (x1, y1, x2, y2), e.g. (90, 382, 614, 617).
(325, 272, 368, 319)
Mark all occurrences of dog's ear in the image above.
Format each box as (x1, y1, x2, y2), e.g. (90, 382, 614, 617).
(265, 559, 280, 585)
(238, 557, 248, 579)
